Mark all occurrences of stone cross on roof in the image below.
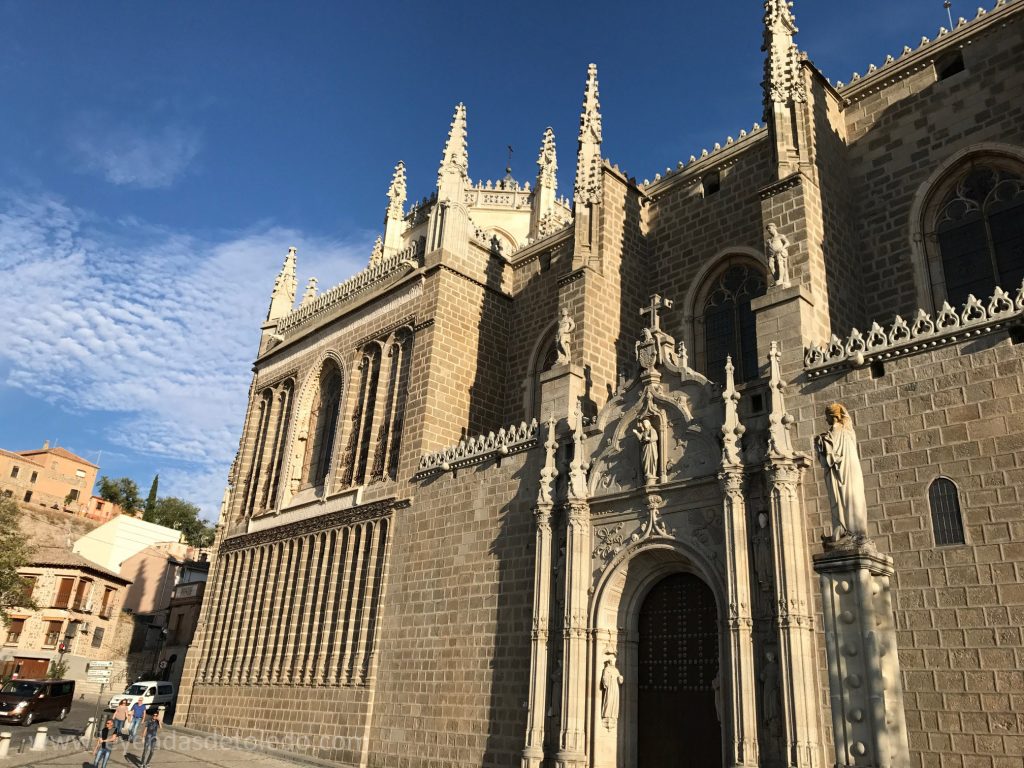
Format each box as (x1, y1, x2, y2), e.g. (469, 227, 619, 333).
(640, 294, 674, 332)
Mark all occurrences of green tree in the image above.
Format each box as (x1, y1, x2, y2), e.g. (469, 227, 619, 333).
(150, 497, 214, 547)
(97, 476, 142, 515)
(0, 497, 36, 626)
(144, 474, 159, 520)
(46, 659, 69, 679)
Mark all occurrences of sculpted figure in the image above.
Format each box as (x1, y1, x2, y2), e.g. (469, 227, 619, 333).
(600, 655, 623, 726)
(752, 511, 772, 593)
(765, 223, 791, 288)
(632, 417, 659, 484)
(761, 650, 781, 736)
(554, 307, 576, 365)
(814, 403, 868, 541)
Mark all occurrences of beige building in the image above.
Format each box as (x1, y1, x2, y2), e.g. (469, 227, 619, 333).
(0, 443, 98, 515)
(178, 2, 1024, 767)
(73, 513, 186, 573)
(1, 547, 131, 682)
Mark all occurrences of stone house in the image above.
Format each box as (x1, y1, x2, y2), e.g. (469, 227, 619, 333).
(177, 2, 1024, 767)
(2, 547, 131, 682)
(0, 443, 98, 516)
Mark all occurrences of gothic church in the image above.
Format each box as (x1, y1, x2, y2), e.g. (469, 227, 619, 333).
(178, 2, 1024, 766)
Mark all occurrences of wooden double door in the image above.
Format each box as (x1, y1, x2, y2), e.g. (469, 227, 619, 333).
(637, 573, 722, 767)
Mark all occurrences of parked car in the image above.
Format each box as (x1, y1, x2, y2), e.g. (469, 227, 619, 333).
(0, 679, 75, 726)
(106, 680, 174, 711)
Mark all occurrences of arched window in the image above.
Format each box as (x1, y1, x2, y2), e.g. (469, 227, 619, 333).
(697, 261, 766, 385)
(302, 363, 343, 489)
(923, 161, 1024, 308)
(929, 478, 965, 546)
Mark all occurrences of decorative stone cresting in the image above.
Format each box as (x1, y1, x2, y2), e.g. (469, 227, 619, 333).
(833, 0, 1018, 94)
(415, 418, 539, 477)
(804, 281, 1024, 378)
(275, 239, 425, 334)
(640, 123, 766, 193)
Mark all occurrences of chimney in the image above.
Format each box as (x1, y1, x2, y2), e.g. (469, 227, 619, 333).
(43, 440, 50, 450)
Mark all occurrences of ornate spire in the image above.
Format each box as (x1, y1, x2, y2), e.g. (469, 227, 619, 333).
(437, 102, 469, 188)
(574, 64, 603, 205)
(386, 161, 407, 221)
(722, 356, 745, 466)
(300, 276, 318, 307)
(763, 0, 806, 114)
(536, 127, 557, 190)
(767, 341, 796, 458)
(369, 235, 384, 266)
(266, 247, 297, 322)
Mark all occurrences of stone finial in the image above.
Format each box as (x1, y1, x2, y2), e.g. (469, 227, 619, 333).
(574, 63, 603, 205)
(537, 416, 558, 507)
(437, 103, 469, 187)
(766, 341, 795, 458)
(568, 399, 588, 500)
(369, 235, 384, 266)
(266, 246, 297, 322)
(762, 0, 806, 114)
(536, 127, 557, 190)
(386, 161, 407, 221)
(721, 356, 744, 466)
(300, 276, 318, 307)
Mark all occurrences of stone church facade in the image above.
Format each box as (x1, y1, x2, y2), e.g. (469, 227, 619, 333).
(177, 2, 1024, 766)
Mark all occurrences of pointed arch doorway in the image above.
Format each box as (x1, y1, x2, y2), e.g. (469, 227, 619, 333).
(637, 572, 722, 767)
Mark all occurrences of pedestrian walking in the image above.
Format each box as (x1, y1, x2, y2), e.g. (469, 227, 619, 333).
(112, 699, 129, 737)
(128, 698, 147, 742)
(141, 711, 161, 767)
(92, 718, 117, 768)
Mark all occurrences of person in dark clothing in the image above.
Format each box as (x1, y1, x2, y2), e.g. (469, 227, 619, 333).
(141, 711, 161, 767)
(92, 719, 117, 768)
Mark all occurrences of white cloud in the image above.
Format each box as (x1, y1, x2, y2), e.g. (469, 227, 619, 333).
(70, 116, 202, 189)
(0, 192, 371, 515)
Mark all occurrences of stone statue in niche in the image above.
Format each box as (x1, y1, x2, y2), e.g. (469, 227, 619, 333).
(765, 223, 792, 288)
(814, 403, 868, 542)
(752, 511, 772, 593)
(761, 649, 781, 736)
(554, 307, 576, 366)
(711, 666, 723, 723)
(600, 653, 623, 727)
(632, 417, 659, 485)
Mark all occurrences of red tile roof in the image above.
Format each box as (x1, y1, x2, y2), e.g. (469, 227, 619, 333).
(16, 446, 98, 469)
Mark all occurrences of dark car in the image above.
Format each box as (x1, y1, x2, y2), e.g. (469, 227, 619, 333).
(0, 679, 75, 726)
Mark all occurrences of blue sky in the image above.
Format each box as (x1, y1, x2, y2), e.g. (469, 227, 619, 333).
(0, 0, 970, 516)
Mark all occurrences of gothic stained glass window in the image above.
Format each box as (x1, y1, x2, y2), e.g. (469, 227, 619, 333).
(929, 478, 966, 546)
(702, 264, 766, 385)
(935, 166, 1024, 308)
(304, 364, 343, 489)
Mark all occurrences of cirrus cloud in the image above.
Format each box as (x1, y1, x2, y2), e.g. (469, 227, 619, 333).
(0, 192, 371, 515)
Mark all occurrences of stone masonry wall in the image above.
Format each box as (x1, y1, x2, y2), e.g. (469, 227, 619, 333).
(366, 451, 538, 768)
(842, 19, 1024, 321)
(792, 330, 1024, 767)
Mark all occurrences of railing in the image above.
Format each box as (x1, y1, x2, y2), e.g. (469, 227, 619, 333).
(99, 607, 113, 620)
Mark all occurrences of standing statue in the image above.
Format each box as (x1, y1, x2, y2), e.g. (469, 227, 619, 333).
(632, 417, 659, 485)
(600, 654, 623, 727)
(814, 403, 868, 541)
(761, 650, 781, 736)
(554, 307, 576, 365)
(752, 511, 773, 593)
(765, 223, 791, 288)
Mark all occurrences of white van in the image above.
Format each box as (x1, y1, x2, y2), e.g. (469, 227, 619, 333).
(106, 681, 174, 711)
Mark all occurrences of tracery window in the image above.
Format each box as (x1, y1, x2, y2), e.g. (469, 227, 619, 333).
(929, 478, 965, 547)
(697, 262, 766, 385)
(302, 363, 343, 489)
(926, 163, 1024, 308)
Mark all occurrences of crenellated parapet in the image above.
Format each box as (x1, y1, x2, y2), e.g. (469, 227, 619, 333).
(414, 419, 539, 477)
(832, 0, 1021, 101)
(804, 282, 1024, 379)
(274, 239, 425, 336)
